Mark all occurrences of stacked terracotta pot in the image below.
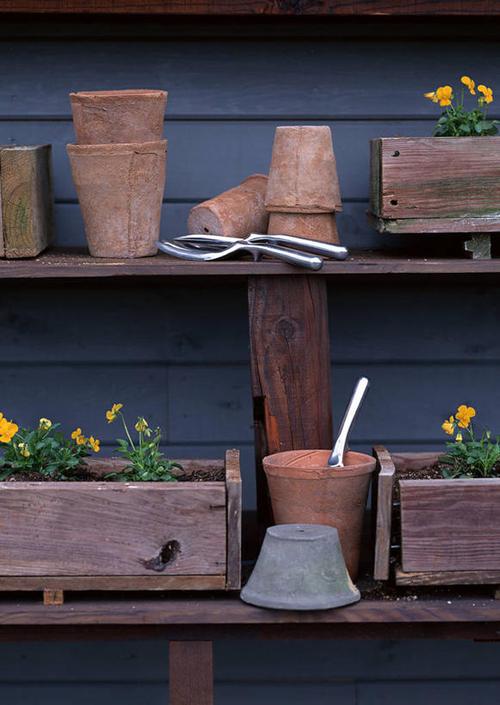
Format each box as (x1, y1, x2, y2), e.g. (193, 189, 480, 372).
(265, 126, 342, 244)
(67, 90, 168, 258)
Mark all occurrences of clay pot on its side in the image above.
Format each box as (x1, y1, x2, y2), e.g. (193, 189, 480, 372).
(268, 211, 340, 244)
(265, 126, 342, 214)
(70, 90, 167, 144)
(67, 140, 167, 258)
(188, 174, 269, 238)
(263, 449, 376, 580)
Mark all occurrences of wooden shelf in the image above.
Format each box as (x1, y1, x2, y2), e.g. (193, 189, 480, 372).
(2, 248, 500, 279)
(0, 1, 497, 15)
(0, 593, 499, 641)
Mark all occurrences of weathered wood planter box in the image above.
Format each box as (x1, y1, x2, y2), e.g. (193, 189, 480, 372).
(373, 447, 500, 586)
(370, 137, 500, 251)
(0, 450, 241, 601)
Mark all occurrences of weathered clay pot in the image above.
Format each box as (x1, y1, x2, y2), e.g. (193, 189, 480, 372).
(240, 524, 360, 610)
(263, 449, 376, 580)
(265, 126, 342, 214)
(188, 174, 268, 237)
(70, 90, 167, 144)
(67, 140, 167, 258)
(268, 212, 340, 244)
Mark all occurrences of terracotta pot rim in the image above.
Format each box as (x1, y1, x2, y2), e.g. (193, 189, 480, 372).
(70, 90, 167, 99)
(263, 449, 376, 479)
(67, 140, 167, 155)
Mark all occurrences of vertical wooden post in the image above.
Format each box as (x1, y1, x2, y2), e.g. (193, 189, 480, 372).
(248, 274, 333, 532)
(169, 641, 213, 705)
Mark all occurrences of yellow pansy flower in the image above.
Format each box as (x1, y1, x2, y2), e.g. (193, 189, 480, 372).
(456, 404, 476, 429)
(76, 435, 86, 446)
(18, 442, 30, 458)
(455, 432, 463, 442)
(135, 418, 148, 433)
(71, 428, 83, 440)
(0, 416, 19, 444)
(39, 418, 52, 431)
(442, 416, 455, 436)
(88, 436, 100, 453)
(106, 403, 123, 424)
(461, 75, 476, 95)
(436, 85, 453, 107)
(424, 90, 439, 103)
(478, 84, 494, 104)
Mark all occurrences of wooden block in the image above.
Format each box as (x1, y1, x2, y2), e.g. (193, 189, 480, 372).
(396, 567, 500, 587)
(169, 641, 213, 705)
(225, 449, 242, 589)
(372, 446, 395, 581)
(248, 275, 333, 532)
(370, 137, 500, 226)
(43, 589, 64, 606)
(0, 145, 53, 259)
(400, 479, 500, 572)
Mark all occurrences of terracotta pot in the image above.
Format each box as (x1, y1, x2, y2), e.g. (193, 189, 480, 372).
(265, 126, 342, 214)
(67, 140, 167, 258)
(268, 212, 340, 244)
(188, 174, 268, 237)
(70, 90, 167, 144)
(263, 449, 376, 580)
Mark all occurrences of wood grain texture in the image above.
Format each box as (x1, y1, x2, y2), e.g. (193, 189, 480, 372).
(43, 589, 64, 606)
(400, 479, 500, 572)
(372, 446, 395, 581)
(248, 275, 333, 527)
(0, 575, 226, 590)
(170, 641, 213, 705)
(396, 567, 500, 586)
(0, 457, 228, 577)
(372, 137, 500, 222)
(0, 1, 498, 14)
(0, 146, 53, 258)
(370, 213, 500, 234)
(225, 449, 242, 589)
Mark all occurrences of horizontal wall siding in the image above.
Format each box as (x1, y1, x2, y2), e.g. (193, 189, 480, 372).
(1, 15, 500, 705)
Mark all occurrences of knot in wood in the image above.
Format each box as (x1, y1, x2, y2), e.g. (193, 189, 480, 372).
(276, 317, 296, 341)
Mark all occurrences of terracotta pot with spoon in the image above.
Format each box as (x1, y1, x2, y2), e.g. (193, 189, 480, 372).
(263, 378, 376, 580)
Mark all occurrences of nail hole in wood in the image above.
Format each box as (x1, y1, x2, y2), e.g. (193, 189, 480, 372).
(392, 150, 400, 157)
(203, 227, 209, 232)
(143, 540, 181, 572)
(390, 199, 398, 206)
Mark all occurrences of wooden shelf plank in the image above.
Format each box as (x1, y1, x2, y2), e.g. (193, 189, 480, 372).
(2, 249, 500, 279)
(0, 1, 498, 15)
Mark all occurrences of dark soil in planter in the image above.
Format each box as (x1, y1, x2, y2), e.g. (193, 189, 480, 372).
(3, 464, 225, 483)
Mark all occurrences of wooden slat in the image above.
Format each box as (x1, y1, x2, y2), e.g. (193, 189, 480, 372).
(372, 446, 395, 581)
(396, 567, 500, 586)
(375, 137, 500, 220)
(5, 249, 500, 278)
(400, 479, 500, 572)
(224, 449, 242, 589)
(372, 213, 500, 235)
(248, 275, 333, 529)
(0, 575, 226, 590)
(0, 481, 226, 576)
(170, 641, 213, 705)
(0, 1, 498, 14)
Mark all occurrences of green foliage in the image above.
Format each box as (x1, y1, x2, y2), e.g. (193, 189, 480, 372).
(440, 406, 500, 478)
(433, 105, 498, 137)
(0, 421, 90, 480)
(105, 410, 181, 482)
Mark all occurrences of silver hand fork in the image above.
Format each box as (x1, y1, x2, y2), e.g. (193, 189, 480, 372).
(328, 377, 370, 468)
(157, 240, 323, 270)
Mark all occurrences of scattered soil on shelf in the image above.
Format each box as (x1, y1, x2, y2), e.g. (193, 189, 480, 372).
(3, 465, 225, 483)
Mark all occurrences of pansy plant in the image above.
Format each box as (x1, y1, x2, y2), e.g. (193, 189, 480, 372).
(425, 76, 498, 136)
(440, 405, 500, 478)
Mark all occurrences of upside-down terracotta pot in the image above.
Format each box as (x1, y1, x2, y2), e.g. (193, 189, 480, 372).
(188, 174, 269, 237)
(67, 140, 167, 258)
(70, 90, 167, 144)
(263, 449, 376, 580)
(268, 212, 340, 244)
(265, 126, 342, 214)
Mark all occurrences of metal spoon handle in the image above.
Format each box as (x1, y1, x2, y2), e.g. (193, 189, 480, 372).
(328, 377, 369, 467)
(249, 233, 348, 260)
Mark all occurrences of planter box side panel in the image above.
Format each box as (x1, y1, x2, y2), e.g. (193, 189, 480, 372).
(0, 483, 227, 577)
(378, 137, 500, 220)
(400, 479, 500, 572)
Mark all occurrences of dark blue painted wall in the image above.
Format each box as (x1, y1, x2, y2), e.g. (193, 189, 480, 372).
(1, 14, 500, 704)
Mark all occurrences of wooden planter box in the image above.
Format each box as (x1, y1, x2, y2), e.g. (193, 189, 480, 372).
(0, 450, 241, 601)
(373, 446, 500, 586)
(370, 137, 500, 235)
